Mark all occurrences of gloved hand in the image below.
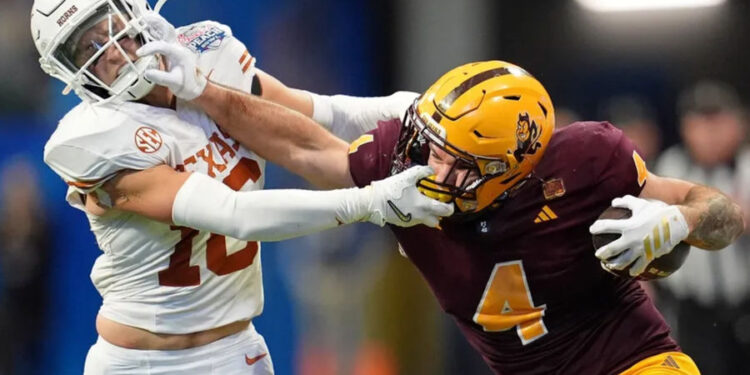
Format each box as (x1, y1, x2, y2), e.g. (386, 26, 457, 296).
(135, 12, 207, 100)
(140, 12, 177, 43)
(365, 166, 454, 228)
(589, 195, 690, 277)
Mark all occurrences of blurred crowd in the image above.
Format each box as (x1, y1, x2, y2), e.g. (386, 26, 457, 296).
(0, 158, 50, 375)
(2, 1, 750, 375)
(0, 0, 49, 115)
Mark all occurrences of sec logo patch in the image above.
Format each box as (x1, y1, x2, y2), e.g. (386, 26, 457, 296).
(135, 127, 163, 154)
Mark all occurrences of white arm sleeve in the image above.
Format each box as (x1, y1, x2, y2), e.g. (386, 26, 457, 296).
(308, 91, 419, 142)
(172, 173, 373, 242)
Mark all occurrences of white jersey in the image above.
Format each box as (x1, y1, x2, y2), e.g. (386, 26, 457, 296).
(44, 21, 266, 334)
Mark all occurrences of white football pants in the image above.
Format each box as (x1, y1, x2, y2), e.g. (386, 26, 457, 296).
(83, 325, 274, 375)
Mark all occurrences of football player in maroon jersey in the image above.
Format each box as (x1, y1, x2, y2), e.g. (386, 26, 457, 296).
(138, 15, 744, 375)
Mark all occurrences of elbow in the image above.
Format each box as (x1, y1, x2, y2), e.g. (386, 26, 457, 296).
(708, 201, 745, 250)
(685, 195, 746, 251)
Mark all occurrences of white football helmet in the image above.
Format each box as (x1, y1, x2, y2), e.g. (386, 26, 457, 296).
(31, 0, 160, 104)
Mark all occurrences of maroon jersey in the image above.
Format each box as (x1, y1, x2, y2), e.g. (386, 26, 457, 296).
(348, 120, 679, 375)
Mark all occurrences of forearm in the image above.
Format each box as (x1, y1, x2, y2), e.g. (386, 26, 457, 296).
(172, 173, 374, 242)
(195, 83, 328, 156)
(254, 69, 314, 117)
(194, 83, 352, 188)
(679, 185, 745, 250)
(255, 69, 415, 141)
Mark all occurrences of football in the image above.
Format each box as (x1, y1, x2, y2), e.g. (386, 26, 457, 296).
(592, 206, 690, 280)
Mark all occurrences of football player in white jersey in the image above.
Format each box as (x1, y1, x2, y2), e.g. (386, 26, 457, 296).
(30, 1, 454, 374)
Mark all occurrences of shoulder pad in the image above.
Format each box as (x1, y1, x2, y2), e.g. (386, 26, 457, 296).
(44, 103, 169, 193)
(179, 21, 256, 94)
(563, 121, 644, 194)
(552, 122, 624, 163)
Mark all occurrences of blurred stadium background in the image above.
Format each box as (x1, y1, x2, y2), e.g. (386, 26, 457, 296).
(1, 0, 749, 374)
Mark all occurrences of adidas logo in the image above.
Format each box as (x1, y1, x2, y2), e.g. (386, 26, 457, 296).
(534, 205, 558, 223)
(661, 355, 680, 369)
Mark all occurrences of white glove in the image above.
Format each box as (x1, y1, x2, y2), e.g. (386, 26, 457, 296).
(135, 13, 207, 100)
(589, 195, 689, 277)
(365, 165, 454, 228)
(140, 12, 177, 43)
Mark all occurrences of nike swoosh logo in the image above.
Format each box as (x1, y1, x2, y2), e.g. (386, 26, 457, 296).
(387, 200, 412, 222)
(245, 353, 268, 366)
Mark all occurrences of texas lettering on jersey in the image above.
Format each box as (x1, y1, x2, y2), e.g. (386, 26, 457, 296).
(175, 126, 259, 181)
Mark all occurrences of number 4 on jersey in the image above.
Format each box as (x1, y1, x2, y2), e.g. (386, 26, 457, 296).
(473, 260, 547, 345)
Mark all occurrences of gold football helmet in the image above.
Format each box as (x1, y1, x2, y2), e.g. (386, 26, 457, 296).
(393, 61, 555, 215)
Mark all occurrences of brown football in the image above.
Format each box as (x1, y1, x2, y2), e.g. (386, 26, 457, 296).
(592, 206, 690, 280)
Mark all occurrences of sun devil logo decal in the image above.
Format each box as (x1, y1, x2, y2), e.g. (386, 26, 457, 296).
(513, 113, 542, 162)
